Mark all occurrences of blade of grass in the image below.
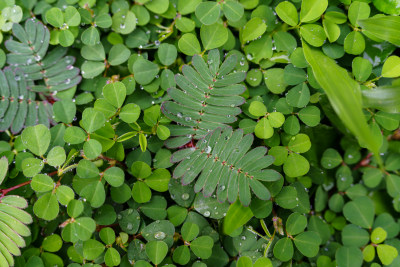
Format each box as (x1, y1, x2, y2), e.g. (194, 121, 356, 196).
(358, 16, 400, 46)
(302, 41, 382, 167)
(362, 86, 400, 113)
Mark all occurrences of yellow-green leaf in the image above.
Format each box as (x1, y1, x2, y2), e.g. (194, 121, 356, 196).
(302, 41, 382, 165)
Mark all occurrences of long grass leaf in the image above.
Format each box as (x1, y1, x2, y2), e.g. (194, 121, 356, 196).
(362, 86, 400, 113)
(302, 41, 382, 165)
(358, 16, 400, 46)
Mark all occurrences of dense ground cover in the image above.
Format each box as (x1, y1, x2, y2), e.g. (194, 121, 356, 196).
(1, 0, 400, 266)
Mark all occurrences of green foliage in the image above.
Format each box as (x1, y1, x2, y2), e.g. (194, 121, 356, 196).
(162, 48, 246, 148)
(0, 0, 400, 266)
(0, 157, 32, 266)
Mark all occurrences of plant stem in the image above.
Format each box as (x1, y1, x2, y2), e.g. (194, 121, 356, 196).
(0, 180, 31, 199)
(58, 163, 78, 176)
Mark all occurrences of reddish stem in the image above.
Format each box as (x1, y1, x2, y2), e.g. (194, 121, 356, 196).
(353, 153, 373, 170)
(0, 181, 31, 199)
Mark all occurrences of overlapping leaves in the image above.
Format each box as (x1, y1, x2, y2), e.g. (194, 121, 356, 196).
(0, 68, 53, 133)
(171, 127, 281, 206)
(5, 18, 81, 93)
(0, 157, 32, 267)
(162, 49, 246, 148)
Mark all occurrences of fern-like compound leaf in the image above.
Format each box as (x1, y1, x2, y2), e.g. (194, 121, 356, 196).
(171, 128, 282, 206)
(161, 49, 246, 148)
(5, 18, 81, 93)
(0, 68, 53, 133)
(0, 157, 32, 266)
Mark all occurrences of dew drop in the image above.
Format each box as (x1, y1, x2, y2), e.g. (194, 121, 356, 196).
(154, 231, 166, 240)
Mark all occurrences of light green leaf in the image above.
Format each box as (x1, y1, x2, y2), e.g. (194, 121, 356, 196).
(181, 222, 199, 242)
(112, 10, 136, 35)
(64, 6, 81, 26)
(81, 26, 100, 46)
(178, 33, 201, 56)
(242, 17, 266, 43)
(283, 153, 310, 177)
(108, 44, 131, 66)
(103, 82, 126, 108)
(119, 103, 140, 123)
(377, 244, 398, 265)
(300, 24, 326, 47)
(222, 1, 244, 22)
(53, 100, 76, 124)
(200, 23, 228, 50)
(237, 256, 252, 267)
(105, 247, 121, 267)
(83, 239, 105, 260)
(302, 42, 382, 165)
(286, 212, 307, 236)
(348, 1, 370, 27)
(145, 241, 168, 265)
(104, 167, 125, 187)
(81, 108, 106, 133)
(21, 125, 51, 156)
(254, 117, 273, 139)
(42, 234, 62, 252)
(223, 200, 253, 235)
(248, 101, 267, 117)
(139, 133, 147, 152)
(132, 57, 159, 85)
(46, 146, 66, 167)
(343, 196, 375, 229)
(344, 31, 365, 55)
(31, 174, 54, 192)
(195, 2, 221, 25)
(371, 227, 387, 244)
(132, 181, 151, 203)
(275, 1, 298, 27)
(300, 0, 328, 23)
(33, 193, 59, 221)
(45, 7, 63, 28)
(382, 55, 400, 77)
(83, 139, 102, 160)
(156, 125, 170, 141)
(288, 134, 311, 153)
